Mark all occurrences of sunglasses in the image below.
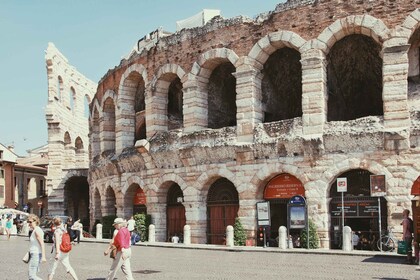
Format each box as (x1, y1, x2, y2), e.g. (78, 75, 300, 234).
(28, 220, 34, 223)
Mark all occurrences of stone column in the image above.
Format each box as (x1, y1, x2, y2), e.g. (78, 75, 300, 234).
(184, 200, 207, 244)
(115, 81, 135, 154)
(382, 44, 411, 151)
(301, 49, 327, 137)
(234, 57, 263, 143)
(182, 73, 207, 133)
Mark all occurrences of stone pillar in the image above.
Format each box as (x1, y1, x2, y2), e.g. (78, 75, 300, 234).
(226, 225, 234, 247)
(234, 58, 263, 143)
(147, 82, 168, 137)
(115, 82, 135, 154)
(278, 226, 287, 249)
(148, 224, 155, 243)
(96, 223, 103, 240)
(301, 49, 327, 136)
(182, 73, 207, 133)
(382, 44, 411, 151)
(342, 226, 352, 252)
(184, 200, 207, 244)
(183, 225, 191, 245)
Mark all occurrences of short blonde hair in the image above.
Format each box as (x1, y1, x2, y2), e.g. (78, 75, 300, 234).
(28, 214, 40, 226)
(53, 217, 62, 226)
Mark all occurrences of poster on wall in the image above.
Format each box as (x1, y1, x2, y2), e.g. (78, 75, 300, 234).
(370, 175, 386, 197)
(289, 205, 306, 229)
(257, 201, 270, 226)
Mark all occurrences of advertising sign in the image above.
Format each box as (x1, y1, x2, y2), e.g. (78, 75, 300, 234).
(257, 201, 270, 226)
(337, 177, 347, 192)
(330, 201, 380, 217)
(370, 175, 386, 197)
(133, 188, 147, 205)
(289, 205, 306, 229)
(264, 174, 305, 199)
(330, 202, 358, 217)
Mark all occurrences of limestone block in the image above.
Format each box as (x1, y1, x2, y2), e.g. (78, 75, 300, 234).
(268, 32, 286, 49)
(257, 36, 276, 56)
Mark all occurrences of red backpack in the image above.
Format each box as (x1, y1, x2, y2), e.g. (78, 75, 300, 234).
(60, 231, 72, 253)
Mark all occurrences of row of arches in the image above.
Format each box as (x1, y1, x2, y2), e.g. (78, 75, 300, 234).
(55, 75, 91, 118)
(63, 131, 88, 168)
(90, 12, 420, 157)
(92, 168, 419, 247)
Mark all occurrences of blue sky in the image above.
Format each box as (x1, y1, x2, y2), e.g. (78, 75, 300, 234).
(0, 0, 283, 156)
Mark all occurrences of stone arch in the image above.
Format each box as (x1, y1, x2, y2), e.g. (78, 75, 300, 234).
(57, 75, 64, 101)
(322, 158, 393, 197)
(103, 185, 117, 217)
(63, 131, 74, 168)
(69, 86, 76, 112)
(100, 90, 117, 153)
(195, 167, 239, 197)
(116, 64, 148, 153)
(248, 30, 306, 66)
(151, 64, 186, 131)
(190, 48, 239, 129)
(401, 9, 420, 45)
(251, 163, 308, 200)
(121, 175, 148, 195)
(309, 15, 391, 55)
(154, 173, 188, 204)
(93, 187, 102, 223)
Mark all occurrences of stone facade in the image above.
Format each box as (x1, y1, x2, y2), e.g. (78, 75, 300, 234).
(45, 43, 97, 219)
(88, 1, 420, 247)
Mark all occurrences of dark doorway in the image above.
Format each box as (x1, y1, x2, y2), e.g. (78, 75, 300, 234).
(64, 176, 89, 225)
(166, 183, 186, 241)
(207, 178, 239, 245)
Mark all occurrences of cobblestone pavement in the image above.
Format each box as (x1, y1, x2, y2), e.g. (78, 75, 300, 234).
(1, 236, 418, 280)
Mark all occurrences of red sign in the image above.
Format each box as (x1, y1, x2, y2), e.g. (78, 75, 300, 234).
(412, 177, 420, 196)
(264, 174, 305, 199)
(133, 188, 147, 205)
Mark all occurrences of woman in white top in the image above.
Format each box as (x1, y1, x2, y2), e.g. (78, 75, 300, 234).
(28, 214, 46, 280)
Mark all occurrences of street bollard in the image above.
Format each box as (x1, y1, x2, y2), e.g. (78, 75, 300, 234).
(183, 225, 191, 245)
(148, 224, 155, 243)
(79, 223, 84, 241)
(226, 225, 234, 247)
(96, 223, 102, 240)
(278, 226, 287, 249)
(343, 226, 352, 252)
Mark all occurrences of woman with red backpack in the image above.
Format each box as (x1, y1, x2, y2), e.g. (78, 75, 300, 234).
(48, 217, 79, 280)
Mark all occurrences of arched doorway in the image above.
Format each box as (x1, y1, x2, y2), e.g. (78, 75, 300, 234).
(64, 176, 89, 223)
(207, 178, 239, 245)
(166, 183, 186, 241)
(329, 169, 387, 250)
(133, 187, 147, 215)
(263, 173, 305, 246)
(104, 186, 117, 216)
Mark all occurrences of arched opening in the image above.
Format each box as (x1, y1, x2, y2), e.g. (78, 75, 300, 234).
(84, 95, 90, 118)
(69, 87, 76, 111)
(57, 76, 63, 101)
(75, 137, 83, 153)
(93, 188, 101, 222)
(408, 27, 420, 132)
(262, 48, 302, 123)
(168, 77, 183, 130)
(104, 186, 117, 216)
(263, 173, 305, 247)
(102, 97, 116, 152)
(207, 178, 239, 245)
(208, 62, 237, 129)
(91, 107, 100, 157)
(125, 184, 147, 216)
(64, 132, 74, 168)
(166, 183, 185, 242)
(327, 34, 383, 121)
(329, 169, 387, 250)
(64, 176, 90, 228)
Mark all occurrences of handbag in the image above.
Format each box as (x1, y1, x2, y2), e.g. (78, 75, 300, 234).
(22, 252, 30, 263)
(397, 240, 407, 255)
(109, 245, 117, 259)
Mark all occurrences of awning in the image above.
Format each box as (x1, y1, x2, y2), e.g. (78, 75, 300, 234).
(411, 177, 420, 196)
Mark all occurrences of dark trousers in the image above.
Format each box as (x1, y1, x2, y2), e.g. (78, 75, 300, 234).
(405, 236, 413, 262)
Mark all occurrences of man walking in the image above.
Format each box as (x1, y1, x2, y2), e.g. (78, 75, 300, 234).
(402, 209, 414, 264)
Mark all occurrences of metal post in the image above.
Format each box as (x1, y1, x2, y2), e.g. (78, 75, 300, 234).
(378, 197, 382, 252)
(307, 205, 309, 249)
(263, 227, 266, 248)
(341, 192, 345, 246)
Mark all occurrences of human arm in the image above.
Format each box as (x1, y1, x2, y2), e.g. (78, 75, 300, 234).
(35, 228, 47, 262)
(53, 230, 61, 259)
(402, 219, 408, 239)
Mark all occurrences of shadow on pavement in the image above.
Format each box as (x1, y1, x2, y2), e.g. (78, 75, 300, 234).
(133, 270, 161, 274)
(362, 256, 405, 265)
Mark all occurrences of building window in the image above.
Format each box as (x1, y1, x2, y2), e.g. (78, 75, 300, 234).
(0, 185, 4, 198)
(39, 179, 46, 197)
(0, 169, 4, 178)
(0, 150, 3, 159)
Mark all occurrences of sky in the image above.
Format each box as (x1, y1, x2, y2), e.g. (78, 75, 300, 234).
(0, 0, 284, 156)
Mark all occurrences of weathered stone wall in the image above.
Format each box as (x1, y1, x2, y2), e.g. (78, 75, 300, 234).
(45, 43, 97, 216)
(89, 1, 420, 247)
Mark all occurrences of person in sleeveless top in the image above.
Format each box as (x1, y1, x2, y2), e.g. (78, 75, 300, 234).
(27, 214, 46, 280)
(402, 209, 414, 264)
(48, 217, 78, 280)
